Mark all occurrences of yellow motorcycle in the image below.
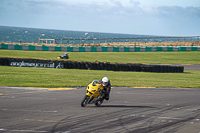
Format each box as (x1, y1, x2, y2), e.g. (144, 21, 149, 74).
(81, 80, 105, 107)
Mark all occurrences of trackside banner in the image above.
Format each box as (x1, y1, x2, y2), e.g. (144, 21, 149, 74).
(5, 58, 64, 68)
(10, 61, 55, 68)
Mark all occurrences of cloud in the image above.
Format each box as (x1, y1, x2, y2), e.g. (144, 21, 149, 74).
(1, 0, 199, 18)
(157, 6, 200, 18)
(0, 0, 199, 35)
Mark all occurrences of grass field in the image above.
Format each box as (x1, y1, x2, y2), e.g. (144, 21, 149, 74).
(0, 49, 200, 88)
(1, 50, 200, 64)
(0, 66, 200, 88)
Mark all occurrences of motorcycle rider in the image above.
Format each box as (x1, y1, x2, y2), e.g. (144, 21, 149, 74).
(99, 77, 111, 101)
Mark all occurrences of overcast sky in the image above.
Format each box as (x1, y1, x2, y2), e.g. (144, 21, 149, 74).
(0, 0, 199, 36)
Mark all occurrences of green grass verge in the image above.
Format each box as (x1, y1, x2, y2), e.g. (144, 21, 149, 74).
(0, 50, 200, 64)
(1, 50, 200, 88)
(0, 66, 200, 88)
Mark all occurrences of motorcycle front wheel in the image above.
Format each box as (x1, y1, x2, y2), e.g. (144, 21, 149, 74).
(81, 95, 90, 107)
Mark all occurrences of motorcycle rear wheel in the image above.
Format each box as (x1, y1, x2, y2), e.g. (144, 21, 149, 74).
(81, 95, 90, 107)
(95, 99, 103, 107)
(95, 101, 101, 107)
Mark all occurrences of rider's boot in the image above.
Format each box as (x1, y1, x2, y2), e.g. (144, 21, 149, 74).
(105, 91, 110, 101)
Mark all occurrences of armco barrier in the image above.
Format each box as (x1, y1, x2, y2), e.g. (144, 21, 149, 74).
(0, 44, 200, 52)
(0, 57, 184, 73)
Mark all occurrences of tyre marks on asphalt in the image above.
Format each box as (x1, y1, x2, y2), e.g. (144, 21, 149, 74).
(0, 108, 58, 113)
(50, 105, 158, 133)
(51, 104, 200, 133)
(27, 87, 77, 91)
(24, 119, 64, 123)
(129, 104, 200, 133)
(0, 128, 48, 133)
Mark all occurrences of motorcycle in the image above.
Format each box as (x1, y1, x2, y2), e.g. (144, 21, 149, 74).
(81, 80, 105, 107)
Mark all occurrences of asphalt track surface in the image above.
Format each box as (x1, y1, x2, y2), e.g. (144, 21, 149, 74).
(183, 64, 200, 71)
(0, 86, 200, 133)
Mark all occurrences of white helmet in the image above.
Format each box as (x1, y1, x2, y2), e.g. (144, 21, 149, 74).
(102, 77, 109, 87)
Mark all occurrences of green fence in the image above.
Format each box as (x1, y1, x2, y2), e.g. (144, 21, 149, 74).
(1, 44, 200, 52)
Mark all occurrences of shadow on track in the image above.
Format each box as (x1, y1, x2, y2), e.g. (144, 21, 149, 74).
(92, 105, 156, 108)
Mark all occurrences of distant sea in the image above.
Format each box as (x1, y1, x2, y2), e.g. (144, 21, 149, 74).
(0, 26, 153, 44)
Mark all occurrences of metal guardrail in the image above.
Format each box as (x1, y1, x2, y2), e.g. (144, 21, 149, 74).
(38, 36, 200, 45)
